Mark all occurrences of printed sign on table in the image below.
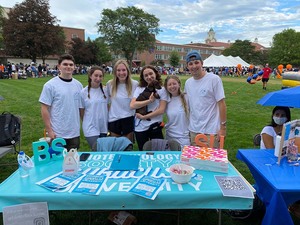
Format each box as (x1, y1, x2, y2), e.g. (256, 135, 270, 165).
(215, 176, 254, 199)
(3, 202, 50, 225)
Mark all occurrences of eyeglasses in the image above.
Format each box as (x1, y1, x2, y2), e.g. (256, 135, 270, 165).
(62, 63, 74, 67)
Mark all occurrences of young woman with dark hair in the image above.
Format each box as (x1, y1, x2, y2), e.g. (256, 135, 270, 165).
(260, 106, 291, 149)
(130, 65, 169, 150)
(80, 66, 108, 150)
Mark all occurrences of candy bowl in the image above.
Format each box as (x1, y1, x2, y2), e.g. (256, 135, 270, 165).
(169, 163, 194, 184)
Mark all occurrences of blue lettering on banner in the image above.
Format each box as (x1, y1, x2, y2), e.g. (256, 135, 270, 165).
(75, 153, 203, 192)
(39, 152, 202, 193)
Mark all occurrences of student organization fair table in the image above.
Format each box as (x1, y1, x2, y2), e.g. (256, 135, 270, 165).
(237, 149, 300, 225)
(0, 151, 253, 213)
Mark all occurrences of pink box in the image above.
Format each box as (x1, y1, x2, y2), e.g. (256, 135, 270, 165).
(180, 146, 228, 173)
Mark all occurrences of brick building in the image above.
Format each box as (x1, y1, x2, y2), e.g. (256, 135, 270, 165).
(136, 40, 223, 68)
(0, 7, 85, 67)
(134, 28, 268, 69)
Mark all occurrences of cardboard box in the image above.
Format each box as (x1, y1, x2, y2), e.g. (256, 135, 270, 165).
(108, 211, 137, 225)
(180, 146, 228, 173)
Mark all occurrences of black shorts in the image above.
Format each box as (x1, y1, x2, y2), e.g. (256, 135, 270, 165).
(64, 136, 80, 151)
(262, 78, 269, 82)
(108, 116, 134, 135)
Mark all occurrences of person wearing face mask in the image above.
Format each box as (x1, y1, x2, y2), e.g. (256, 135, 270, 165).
(260, 106, 291, 149)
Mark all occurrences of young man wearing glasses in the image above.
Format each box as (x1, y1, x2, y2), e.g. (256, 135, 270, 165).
(39, 54, 83, 150)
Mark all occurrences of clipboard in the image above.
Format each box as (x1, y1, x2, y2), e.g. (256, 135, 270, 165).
(109, 154, 140, 171)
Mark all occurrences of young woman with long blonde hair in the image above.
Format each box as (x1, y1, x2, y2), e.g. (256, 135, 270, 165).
(164, 75, 190, 148)
(106, 60, 138, 142)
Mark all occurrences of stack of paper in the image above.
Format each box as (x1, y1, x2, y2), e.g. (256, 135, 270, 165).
(128, 175, 166, 200)
(69, 174, 107, 195)
(36, 172, 84, 192)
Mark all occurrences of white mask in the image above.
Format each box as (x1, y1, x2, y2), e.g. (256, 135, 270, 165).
(273, 116, 287, 125)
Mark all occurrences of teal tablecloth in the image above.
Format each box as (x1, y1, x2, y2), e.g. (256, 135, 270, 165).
(0, 151, 253, 211)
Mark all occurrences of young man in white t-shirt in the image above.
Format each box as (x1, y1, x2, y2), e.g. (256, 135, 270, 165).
(184, 50, 227, 147)
(39, 54, 83, 150)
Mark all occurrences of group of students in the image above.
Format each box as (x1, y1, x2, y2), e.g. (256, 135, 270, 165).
(39, 50, 227, 151)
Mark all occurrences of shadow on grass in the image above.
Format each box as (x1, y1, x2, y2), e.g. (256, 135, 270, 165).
(20, 208, 265, 225)
(35, 208, 300, 225)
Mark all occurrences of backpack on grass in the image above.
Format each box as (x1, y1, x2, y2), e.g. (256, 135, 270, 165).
(0, 112, 21, 148)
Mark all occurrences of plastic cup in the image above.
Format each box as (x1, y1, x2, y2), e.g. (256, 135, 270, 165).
(19, 166, 30, 178)
(39, 137, 51, 143)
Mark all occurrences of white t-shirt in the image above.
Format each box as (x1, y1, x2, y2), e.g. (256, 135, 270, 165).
(165, 95, 190, 148)
(80, 86, 108, 137)
(184, 72, 225, 134)
(260, 125, 277, 149)
(39, 76, 83, 139)
(106, 79, 138, 122)
(133, 86, 169, 132)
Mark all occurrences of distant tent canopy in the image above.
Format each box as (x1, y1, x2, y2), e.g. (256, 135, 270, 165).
(203, 54, 250, 67)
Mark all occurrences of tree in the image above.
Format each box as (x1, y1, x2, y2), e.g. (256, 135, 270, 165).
(2, 0, 65, 63)
(0, 6, 4, 49)
(169, 51, 180, 68)
(69, 37, 91, 65)
(97, 6, 160, 68)
(68, 37, 112, 65)
(94, 37, 112, 64)
(269, 29, 300, 67)
(150, 59, 164, 67)
(222, 40, 260, 65)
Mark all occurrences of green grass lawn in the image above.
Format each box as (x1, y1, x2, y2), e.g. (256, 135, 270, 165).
(1, 74, 300, 225)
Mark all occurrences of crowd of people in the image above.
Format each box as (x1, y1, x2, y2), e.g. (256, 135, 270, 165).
(0, 62, 95, 79)
(0, 62, 57, 79)
(39, 51, 227, 151)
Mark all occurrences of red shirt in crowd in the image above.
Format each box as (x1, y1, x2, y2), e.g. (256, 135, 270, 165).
(262, 65, 272, 79)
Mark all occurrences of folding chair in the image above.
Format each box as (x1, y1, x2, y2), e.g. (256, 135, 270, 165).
(142, 139, 181, 151)
(96, 137, 133, 152)
(253, 133, 261, 148)
(0, 115, 21, 159)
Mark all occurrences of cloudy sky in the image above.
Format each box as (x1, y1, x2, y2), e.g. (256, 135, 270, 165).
(2, 0, 300, 47)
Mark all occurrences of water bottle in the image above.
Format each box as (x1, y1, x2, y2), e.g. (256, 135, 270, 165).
(17, 151, 34, 178)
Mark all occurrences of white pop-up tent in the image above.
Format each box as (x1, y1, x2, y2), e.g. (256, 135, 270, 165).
(203, 54, 250, 67)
